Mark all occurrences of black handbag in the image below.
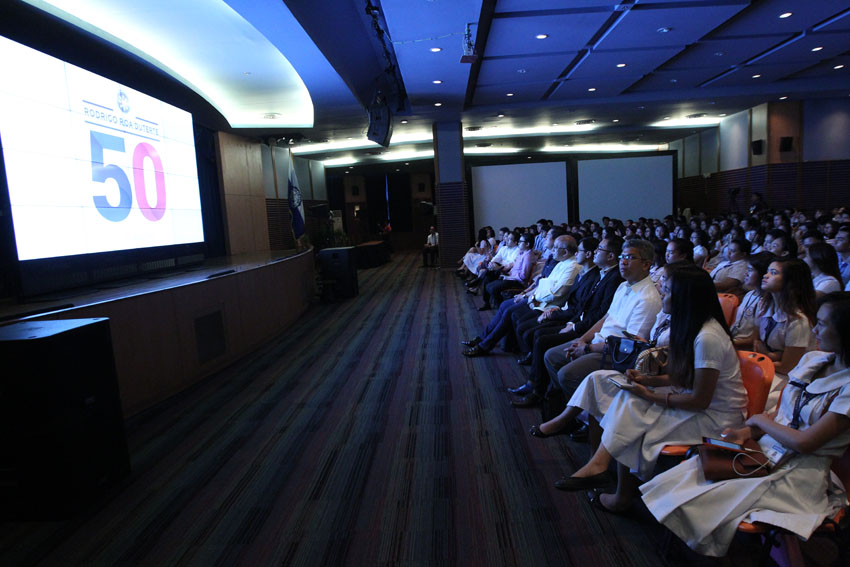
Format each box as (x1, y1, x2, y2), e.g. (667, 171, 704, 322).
(602, 335, 653, 372)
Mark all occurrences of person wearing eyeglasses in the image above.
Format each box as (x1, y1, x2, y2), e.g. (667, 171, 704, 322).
(540, 239, 662, 417)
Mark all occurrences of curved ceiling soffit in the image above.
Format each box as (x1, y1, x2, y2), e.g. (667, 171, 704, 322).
(22, 0, 314, 128)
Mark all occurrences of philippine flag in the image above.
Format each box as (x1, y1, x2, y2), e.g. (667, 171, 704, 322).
(287, 151, 305, 239)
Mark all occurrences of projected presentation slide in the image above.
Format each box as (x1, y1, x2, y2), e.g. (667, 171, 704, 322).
(0, 36, 204, 261)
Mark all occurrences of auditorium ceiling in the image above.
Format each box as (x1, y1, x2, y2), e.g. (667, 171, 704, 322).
(11, 0, 850, 165)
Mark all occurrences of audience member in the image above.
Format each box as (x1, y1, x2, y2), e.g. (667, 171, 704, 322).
(710, 237, 749, 296)
(804, 241, 843, 298)
(480, 233, 535, 310)
(730, 252, 774, 348)
(422, 225, 439, 267)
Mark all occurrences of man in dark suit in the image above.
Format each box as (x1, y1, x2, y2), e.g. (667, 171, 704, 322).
(509, 236, 624, 408)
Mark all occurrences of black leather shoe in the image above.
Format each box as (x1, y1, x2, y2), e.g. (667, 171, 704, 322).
(462, 336, 482, 347)
(569, 424, 589, 442)
(478, 304, 492, 311)
(511, 393, 542, 408)
(462, 345, 488, 357)
(553, 471, 615, 491)
(516, 352, 533, 365)
(507, 382, 533, 395)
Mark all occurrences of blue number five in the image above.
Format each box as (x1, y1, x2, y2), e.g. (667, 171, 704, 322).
(91, 131, 132, 222)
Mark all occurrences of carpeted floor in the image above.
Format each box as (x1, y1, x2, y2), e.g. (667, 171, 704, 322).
(0, 251, 838, 566)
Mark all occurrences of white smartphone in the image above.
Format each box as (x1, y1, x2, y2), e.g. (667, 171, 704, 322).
(607, 375, 632, 389)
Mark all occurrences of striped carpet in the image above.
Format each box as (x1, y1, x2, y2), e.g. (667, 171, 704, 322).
(0, 252, 800, 566)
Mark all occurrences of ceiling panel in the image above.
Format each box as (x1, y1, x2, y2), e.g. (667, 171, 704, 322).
(485, 13, 611, 57)
(600, 4, 749, 50)
(705, 62, 815, 88)
(472, 81, 550, 106)
(710, 0, 850, 38)
(549, 76, 640, 100)
(751, 31, 850, 65)
(788, 54, 850, 79)
(660, 37, 791, 71)
(477, 53, 576, 85)
(495, 0, 616, 12)
(570, 47, 684, 79)
(628, 68, 730, 92)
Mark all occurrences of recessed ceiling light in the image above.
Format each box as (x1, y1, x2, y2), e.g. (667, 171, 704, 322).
(497, 114, 505, 118)
(432, 80, 442, 84)
(670, 78, 678, 83)
(535, 34, 549, 39)
(430, 47, 442, 52)
(719, 113, 727, 117)
(517, 68, 527, 74)
(714, 51, 725, 57)
(405, 162, 409, 165)
(812, 46, 824, 52)
(657, 27, 672, 33)
(506, 93, 514, 96)
(347, 136, 353, 140)
(835, 64, 845, 70)
(434, 102, 442, 107)
(400, 120, 408, 124)
(552, 123, 559, 126)
(588, 87, 596, 92)
(779, 12, 792, 19)
(752, 74, 761, 78)
(616, 63, 626, 68)
(396, 168, 400, 172)
(612, 119, 619, 123)
(663, 116, 671, 120)
(779, 96, 788, 100)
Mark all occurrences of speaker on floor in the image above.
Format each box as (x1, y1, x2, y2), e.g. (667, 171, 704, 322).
(317, 247, 358, 299)
(0, 318, 130, 519)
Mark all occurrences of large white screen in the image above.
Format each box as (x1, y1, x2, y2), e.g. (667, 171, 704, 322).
(0, 36, 204, 261)
(577, 155, 673, 222)
(471, 162, 567, 230)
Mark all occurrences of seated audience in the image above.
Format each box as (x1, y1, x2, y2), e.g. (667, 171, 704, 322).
(641, 292, 850, 557)
(665, 238, 694, 265)
(549, 266, 746, 516)
(834, 224, 850, 285)
(804, 241, 843, 299)
(466, 229, 519, 296)
(766, 228, 797, 259)
(729, 252, 774, 349)
(710, 237, 750, 296)
(480, 233, 535, 310)
(755, 258, 817, 408)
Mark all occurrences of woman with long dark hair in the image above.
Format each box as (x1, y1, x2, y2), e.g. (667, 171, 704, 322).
(642, 292, 850, 557)
(804, 241, 843, 298)
(551, 266, 747, 512)
(755, 258, 817, 407)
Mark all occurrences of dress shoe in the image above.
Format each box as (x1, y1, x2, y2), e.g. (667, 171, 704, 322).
(478, 304, 492, 311)
(462, 345, 488, 357)
(569, 424, 589, 442)
(528, 418, 583, 438)
(553, 471, 615, 491)
(462, 336, 482, 347)
(516, 352, 533, 365)
(511, 393, 542, 408)
(507, 382, 533, 395)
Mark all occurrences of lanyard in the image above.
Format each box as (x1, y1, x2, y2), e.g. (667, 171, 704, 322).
(789, 382, 819, 429)
(651, 318, 670, 344)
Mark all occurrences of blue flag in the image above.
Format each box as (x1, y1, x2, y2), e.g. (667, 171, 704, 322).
(287, 151, 305, 239)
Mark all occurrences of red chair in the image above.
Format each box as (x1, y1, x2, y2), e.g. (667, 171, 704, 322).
(660, 351, 774, 458)
(718, 293, 740, 327)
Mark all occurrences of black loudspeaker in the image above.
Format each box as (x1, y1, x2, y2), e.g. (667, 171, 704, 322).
(309, 203, 330, 219)
(366, 93, 393, 148)
(779, 136, 794, 152)
(317, 247, 358, 299)
(751, 139, 764, 155)
(0, 318, 130, 519)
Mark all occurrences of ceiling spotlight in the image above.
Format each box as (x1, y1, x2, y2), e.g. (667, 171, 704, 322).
(535, 34, 549, 39)
(434, 102, 442, 106)
(612, 119, 619, 123)
(400, 120, 408, 124)
(835, 64, 846, 70)
(432, 80, 443, 84)
(405, 162, 409, 165)
(506, 92, 514, 96)
(752, 74, 761, 78)
(663, 116, 671, 120)
(719, 113, 727, 117)
(616, 63, 626, 68)
(497, 113, 505, 118)
(670, 78, 678, 83)
(588, 87, 597, 92)
(714, 51, 725, 57)
(430, 47, 442, 52)
(657, 27, 672, 33)
(552, 123, 559, 126)
(812, 46, 824, 52)
(517, 68, 527, 74)
(779, 96, 788, 100)
(779, 12, 792, 18)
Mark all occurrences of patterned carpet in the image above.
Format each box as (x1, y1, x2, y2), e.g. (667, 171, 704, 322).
(2, 251, 832, 566)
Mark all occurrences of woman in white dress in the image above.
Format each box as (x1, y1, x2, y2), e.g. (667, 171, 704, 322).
(730, 252, 773, 349)
(803, 241, 843, 299)
(755, 258, 817, 409)
(641, 292, 850, 557)
(551, 266, 747, 513)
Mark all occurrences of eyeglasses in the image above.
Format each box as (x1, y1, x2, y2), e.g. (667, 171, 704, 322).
(596, 246, 613, 253)
(618, 254, 641, 261)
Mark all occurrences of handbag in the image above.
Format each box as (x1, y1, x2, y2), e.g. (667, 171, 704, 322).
(696, 439, 770, 481)
(602, 335, 654, 372)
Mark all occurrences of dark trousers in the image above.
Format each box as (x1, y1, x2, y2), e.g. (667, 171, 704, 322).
(528, 327, 578, 396)
(483, 278, 525, 308)
(479, 300, 527, 351)
(423, 246, 439, 266)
